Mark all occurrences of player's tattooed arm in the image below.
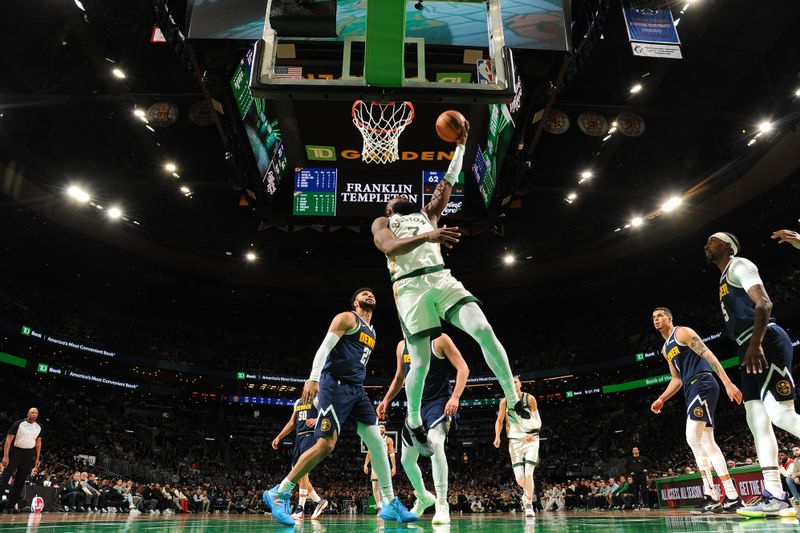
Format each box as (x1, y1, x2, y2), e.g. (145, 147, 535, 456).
(688, 334, 711, 358)
(681, 328, 742, 404)
(422, 179, 453, 226)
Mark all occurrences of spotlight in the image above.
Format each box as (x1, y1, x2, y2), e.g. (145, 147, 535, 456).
(74, 0, 85, 11)
(567, 192, 578, 201)
(747, 138, 756, 147)
(630, 83, 642, 94)
(112, 68, 126, 79)
(795, 88, 800, 98)
(580, 170, 593, 180)
(165, 162, 177, 172)
(180, 186, 191, 194)
(245, 252, 257, 262)
(503, 254, 515, 265)
(133, 109, 147, 122)
(108, 207, 122, 219)
(661, 197, 682, 213)
(758, 121, 773, 134)
(67, 186, 90, 203)
(631, 216, 643, 227)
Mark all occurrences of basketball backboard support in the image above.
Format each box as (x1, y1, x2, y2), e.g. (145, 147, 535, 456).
(250, 0, 517, 103)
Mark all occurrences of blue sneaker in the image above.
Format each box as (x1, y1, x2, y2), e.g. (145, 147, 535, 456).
(263, 485, 295, 526)
(379, 497, 419, 523)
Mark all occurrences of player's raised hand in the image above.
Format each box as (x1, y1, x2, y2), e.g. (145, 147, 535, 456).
(457, 119, 470, 145)
(725, 382, 743, 405)
(271, 436, 280, 450)
(650, 398, 664, 414)
(302, 379, 320, 404)
(426, 225, 461, 249)
(741, 344, 768, 374)
(771, 229, 800, 249)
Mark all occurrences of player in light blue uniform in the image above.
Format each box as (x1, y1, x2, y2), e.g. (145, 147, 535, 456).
(705, 233, 800, 518)
(263, 288, 417, 526)
(650, 307, 742, 513)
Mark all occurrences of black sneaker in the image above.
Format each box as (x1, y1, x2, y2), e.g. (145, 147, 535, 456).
(404, 420, 433, 457)
(691, 495, 720, 514)
(513, 399, 532, 420)
(721, 497, 743, 513)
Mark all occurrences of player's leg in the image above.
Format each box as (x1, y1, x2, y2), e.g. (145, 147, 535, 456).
(509, 440, 526, 499)
(764, 396, 800, 436)
(404, 335, 433, 430)
(428, 423, 450, 523)
(448, 302, 520, 409)
(760, 325, 800, 436)
(685, 419, 720, 505)
(282, 435, 337, 493)
(701, 428, 741, 506)
(370, 470, 383, 513)
(522, 440, 538, 516)
(294, 474, 310, 518)
(744, 400, 781, 496)
(400, 433, 427, 496)
(351, 393, 417, 522)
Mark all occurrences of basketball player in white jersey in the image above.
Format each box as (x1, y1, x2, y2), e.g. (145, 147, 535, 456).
(494, 377, 541, 517)
(363, 424, 396, 515)
(371, 118, 531, 458)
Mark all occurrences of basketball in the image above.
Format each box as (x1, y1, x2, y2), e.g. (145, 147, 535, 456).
(436, 110, 466, 143)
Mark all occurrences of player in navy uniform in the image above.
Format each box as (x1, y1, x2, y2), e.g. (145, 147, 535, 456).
(650, 307, 743, 513)
(264, 288, 417, 526)
(271, 397, 328, 520)
(705, 233, 800, 518)
(377, 334, 469, 524)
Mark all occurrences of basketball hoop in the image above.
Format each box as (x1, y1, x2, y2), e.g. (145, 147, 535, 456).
(352, 100, 414, 164)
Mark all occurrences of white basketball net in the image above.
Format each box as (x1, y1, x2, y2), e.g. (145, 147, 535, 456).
(352, 100, 415, 164)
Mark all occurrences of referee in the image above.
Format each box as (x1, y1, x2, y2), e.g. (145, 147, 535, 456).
(0, 408, 43, 512)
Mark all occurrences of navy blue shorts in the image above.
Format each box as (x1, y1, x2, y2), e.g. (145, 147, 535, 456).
(315, 373, 377, 438)
(684, 373, 719, 427)
(739, 324, 796, 402)
(421, 397, 450, 431)
(292, 432, 317, 465)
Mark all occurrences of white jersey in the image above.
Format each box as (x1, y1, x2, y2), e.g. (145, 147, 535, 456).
(386, 211, 444, 281)
(506, 392, 541, 439)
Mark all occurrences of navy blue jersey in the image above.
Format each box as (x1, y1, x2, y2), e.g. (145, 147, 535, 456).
(663, 327, 712, 380)
(401, 341, 452, 404)
(719, 257, 774, 345)
(293, 399, 318, 436)
(322, 312, 376, 384)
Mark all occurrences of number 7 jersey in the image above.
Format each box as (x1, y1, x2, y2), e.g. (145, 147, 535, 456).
(386, 212, 444, 282)
(322, 311, 376, 385)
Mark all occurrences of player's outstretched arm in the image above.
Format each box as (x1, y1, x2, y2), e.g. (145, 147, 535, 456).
(650, 354, 682, 414)
(422, 121, 468, 226)
(377, 341, 408, 418)
(771, 229, 800, 249)
(680, 327, 742, 404)
(371, 216, 460, 257)
(438, 334, 469, 417)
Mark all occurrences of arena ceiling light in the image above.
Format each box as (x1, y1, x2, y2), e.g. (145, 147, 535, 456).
(503, 254, 515, 265)
(107, 206, 122, 219)
(795, 88, 800, 98)
(74, 0, 85, 11)
(631, 216, 644, 227)
(747, 138, 757, 147)
(164, 162, 177, 172)
(112, 68, 126, 79)
(133, 108, 147, 122)
(578, 170, 593, 184)
(757, 121, 773, 134)
(245, 251, 258, 262)
(67, 185, 90, 203)
(661, 196, 682, 213)
(567, 192, 578, 201)
(629, 83, 643, 94)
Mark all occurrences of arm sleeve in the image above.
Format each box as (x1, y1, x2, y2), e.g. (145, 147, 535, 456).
(309, 332, 342, 382)
(7, 420, 20, 435)
(728, 258, 763, 291)
(443, 143, 466, 185)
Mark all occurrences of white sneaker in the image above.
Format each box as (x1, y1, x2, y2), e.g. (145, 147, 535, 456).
(525, 505, 535, 517)
(410, 491, 436, 516)
(432, 502, 450, 524)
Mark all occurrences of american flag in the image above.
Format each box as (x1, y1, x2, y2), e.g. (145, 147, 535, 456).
(273, 66, 303, 79)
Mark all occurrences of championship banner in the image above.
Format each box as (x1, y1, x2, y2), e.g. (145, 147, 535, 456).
(621, 0, 682, 59)
(656, 466, 764, 507)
